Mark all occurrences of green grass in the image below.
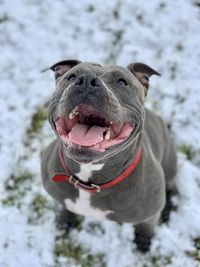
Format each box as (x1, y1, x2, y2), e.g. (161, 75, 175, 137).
(0, 15, 10, 24)
(54, 233, 105, 267)
(177, 145, 193, 160)
(5, 171, 33, 189)
(186, 237, 200, 263)
(27, 194, 52, 223)
(28, 106, 48, 134)
(2, 171, 33, 206)
(150, 255, 172, 267)
(2, 195, 17, 206)
(87, 4, 95, 12)
(31, 194, 48, 214)
(194, 237, 200, 250)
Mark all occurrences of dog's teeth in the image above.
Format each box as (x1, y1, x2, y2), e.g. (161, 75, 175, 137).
(69, 112, 75, 119)
(69, 112, 79, 119)
(69, 107, 79, 119)
(105, 128, 111, 140)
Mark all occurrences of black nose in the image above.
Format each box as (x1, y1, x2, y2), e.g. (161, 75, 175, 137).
(74, 74, 100, 87)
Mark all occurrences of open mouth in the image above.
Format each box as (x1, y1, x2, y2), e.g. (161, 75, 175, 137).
(55, 104, 134, 152)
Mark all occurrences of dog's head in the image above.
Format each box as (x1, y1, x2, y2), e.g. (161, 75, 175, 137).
(49, 60, 160, 163)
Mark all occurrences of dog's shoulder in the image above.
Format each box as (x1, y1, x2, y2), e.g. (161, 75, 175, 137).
(41, 139, 60, 180)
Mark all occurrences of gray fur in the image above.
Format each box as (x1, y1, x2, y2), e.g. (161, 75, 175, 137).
(41, 61, 177, 251)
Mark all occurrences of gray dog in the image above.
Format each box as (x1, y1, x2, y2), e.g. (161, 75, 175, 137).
(41, 60, 177, 252)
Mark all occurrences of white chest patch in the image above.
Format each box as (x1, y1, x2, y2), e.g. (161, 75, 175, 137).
(75, 162, 104, 182)
(65, 190, 112, 220)
(64, 162, 113, 220)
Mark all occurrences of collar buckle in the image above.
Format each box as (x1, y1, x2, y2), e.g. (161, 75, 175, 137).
(69, 175, 73, 183)
(90, 183, 101, 193)
(68, 175, 101, 192)
(69, 175, 79, 189)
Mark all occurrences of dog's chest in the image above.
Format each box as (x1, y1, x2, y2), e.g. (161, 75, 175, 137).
(64, 163, 112, 220)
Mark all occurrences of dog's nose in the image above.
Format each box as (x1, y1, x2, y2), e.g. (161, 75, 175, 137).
(74, 74, 100, 88)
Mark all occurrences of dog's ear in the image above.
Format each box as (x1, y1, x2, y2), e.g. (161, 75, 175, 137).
(50, 60, 81, 81)
(127, 63, 161, 95)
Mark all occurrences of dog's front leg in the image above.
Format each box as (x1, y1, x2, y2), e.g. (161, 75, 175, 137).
(134, 213, 160, 252)
(56, 208, 83, 232)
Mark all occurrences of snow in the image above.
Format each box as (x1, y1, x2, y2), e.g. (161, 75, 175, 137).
(1, 0, 200, 266)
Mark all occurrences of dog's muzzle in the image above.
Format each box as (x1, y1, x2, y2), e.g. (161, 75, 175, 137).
(54, 104, 134, 152)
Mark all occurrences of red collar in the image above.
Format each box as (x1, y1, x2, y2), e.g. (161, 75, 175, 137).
(52, 144, 142, 193)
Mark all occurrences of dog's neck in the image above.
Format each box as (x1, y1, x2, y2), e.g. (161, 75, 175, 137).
(61, 137, 141, 185)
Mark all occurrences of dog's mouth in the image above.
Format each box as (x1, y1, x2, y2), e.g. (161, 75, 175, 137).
(55, 104, 134, 152)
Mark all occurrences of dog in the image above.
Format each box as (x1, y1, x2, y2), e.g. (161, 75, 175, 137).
(41, 60, 177, 252)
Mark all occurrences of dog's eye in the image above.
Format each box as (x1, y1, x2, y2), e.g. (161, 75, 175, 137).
(67, 74, 76, 82)
(54, 65, 62, 72)
(117, 78, 128, 86)
(143, 74, 149, 81)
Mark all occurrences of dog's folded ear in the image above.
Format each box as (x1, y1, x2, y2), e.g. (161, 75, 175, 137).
(50, 60, 81, 81)
(127, 63, 161, 96)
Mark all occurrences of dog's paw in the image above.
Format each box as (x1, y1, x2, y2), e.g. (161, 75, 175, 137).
(56, 209, 81, 233)
(134, 230, 151, 253)
(161, 189, 177, 223)
(56, 220, 72, 232)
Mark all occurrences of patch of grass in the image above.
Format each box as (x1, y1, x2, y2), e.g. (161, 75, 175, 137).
(0, 15, 10, 24)
(151, 256, 161, 267)
(28, 194, 51, 223)
(186, 237, 200, 262)
(194, 237, 200, 250)
(87, 4, 95, 12)
(136, 13, 144, 23)
(54, 235, 105, 267)
(31, 194, 48, 213)
(186, 250, 200, 262)
(177, 145, 193, 160)
(176, 42, 184, 51)
(28, 106, 48, 134)
(2, 195, 17, 206)
(150, 255, 172, 267)
(3, 171, 33, 206)
(5, 171, 33, 191)
(158, 2, 166, 10)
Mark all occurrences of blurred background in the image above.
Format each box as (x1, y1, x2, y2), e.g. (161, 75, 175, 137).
(0, 1, 200, 266)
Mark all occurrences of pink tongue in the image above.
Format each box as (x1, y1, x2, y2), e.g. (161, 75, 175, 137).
(68, 124, 107, 146)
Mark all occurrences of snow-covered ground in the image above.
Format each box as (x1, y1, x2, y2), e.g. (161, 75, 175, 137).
(1, 0, 200, 266)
